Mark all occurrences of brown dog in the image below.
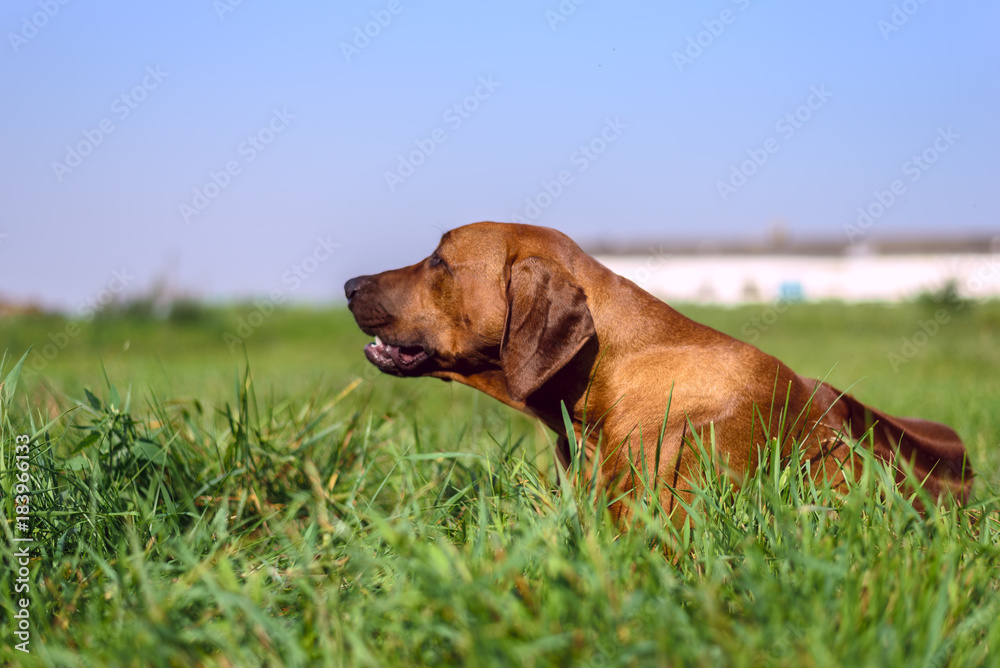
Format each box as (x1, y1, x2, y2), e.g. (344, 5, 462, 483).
(345, 222, 973, 522)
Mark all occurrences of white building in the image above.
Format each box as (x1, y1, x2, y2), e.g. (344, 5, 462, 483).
(590, 236, 1000, 304)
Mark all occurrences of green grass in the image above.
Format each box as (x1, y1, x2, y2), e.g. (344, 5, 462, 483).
(1, 302, 998, 667)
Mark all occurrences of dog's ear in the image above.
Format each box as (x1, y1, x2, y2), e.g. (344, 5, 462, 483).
(501, 256, 596, 402)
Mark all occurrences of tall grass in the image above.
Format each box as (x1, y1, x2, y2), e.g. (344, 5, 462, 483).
(2, 338, 998, 667)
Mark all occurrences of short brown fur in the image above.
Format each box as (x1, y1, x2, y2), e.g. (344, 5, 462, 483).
(345, 222, 973, 524)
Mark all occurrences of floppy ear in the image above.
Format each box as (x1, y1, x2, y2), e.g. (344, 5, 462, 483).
(501, 256, 596, 402)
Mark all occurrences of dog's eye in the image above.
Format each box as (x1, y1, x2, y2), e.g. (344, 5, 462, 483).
(429, 254, 446, 269)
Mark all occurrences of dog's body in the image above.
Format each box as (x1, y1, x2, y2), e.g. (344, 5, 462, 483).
(345, 222, 972, 522)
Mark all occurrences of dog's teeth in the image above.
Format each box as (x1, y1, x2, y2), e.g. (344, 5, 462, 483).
(374, 336, 383, 346)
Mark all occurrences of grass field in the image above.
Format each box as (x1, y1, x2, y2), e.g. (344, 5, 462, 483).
(1, 301, 998, 666)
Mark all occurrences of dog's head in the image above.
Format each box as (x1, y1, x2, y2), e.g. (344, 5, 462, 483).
(344, 222, 596, 402)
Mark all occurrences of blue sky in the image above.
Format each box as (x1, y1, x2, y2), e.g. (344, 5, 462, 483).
(2, 0, 997, 310)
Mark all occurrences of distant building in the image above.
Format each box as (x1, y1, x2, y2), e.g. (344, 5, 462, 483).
(588, 236, 1000, 304)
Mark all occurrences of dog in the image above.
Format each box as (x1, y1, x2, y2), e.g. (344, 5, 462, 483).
(345, 222, 973, 523)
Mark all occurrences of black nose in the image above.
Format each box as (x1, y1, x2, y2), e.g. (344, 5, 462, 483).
(344, 275, 372, 302)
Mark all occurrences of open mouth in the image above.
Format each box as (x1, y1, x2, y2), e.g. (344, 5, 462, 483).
(364, 335, 431, 374)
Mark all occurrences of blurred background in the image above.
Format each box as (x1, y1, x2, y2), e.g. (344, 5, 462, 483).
(2, 1, 998, 314)
(4, 6, 1000, 662)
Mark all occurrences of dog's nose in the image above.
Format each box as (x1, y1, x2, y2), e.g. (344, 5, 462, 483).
(344, 275, 372, 302)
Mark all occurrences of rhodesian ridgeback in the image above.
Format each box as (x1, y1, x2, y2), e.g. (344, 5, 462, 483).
(345, 222, 973, 523)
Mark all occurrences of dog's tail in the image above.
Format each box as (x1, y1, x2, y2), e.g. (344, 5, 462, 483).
(831, 387, 974, 504)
